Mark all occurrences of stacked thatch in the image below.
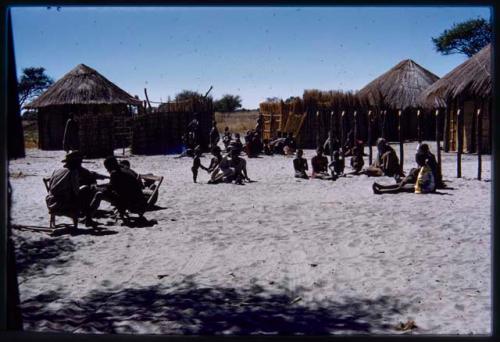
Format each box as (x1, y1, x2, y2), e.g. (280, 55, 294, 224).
(302, 90, 369, 148)
(26, 64, 141, 156)
(25, 64, 141, 108)
(420, 44, 491, 107)
(357, 59, 440, 141)
(420, 44, 492, 153)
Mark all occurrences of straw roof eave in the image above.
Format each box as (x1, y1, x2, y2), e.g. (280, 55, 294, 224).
(24, 63, 142, 109)
(420, 44, 492, 108)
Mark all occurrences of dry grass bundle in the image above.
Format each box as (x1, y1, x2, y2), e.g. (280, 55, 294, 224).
(157, 98, 213, 113)
(303, 89, 368, 111)
(420, 44, 491, 107)
(357, 59, 439, 110)
(259, 99, 304, 115)
(25, 64, 141, 108)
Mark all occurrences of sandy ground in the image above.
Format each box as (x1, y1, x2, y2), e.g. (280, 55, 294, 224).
(8, 141, 491, 335)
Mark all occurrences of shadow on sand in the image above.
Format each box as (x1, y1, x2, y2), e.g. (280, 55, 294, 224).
(20, 278, 412, 335)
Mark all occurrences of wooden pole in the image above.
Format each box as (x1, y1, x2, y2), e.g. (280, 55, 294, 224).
(381, 110, 386, 138)
(368, 110, 373, 165)
(316, 111, 320, 149)
(398, 110, 404, 173)
(443, 106, 450, 152)
(477, 107, 482, 180)
(435, 109, 442, 187)
(457, 108, 462, 178)
(340, 110, 345, 156)
(144, 88, 152, 113)
(353, 111, 358, 143)
(416, 109, 421, 143)
(330, 111, 334, 159)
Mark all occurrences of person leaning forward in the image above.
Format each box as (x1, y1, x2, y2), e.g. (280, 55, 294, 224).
(102, 156, 147, 219)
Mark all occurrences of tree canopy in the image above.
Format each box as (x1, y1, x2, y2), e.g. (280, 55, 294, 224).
(214, 94, 242, 112)
(174, 90, 208, 102)
(431, 18, 492, 57)
(18, 67, 54, 107)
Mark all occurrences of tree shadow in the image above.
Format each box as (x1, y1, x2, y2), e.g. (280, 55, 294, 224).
(20, 279, 413, 335)
(13, 234, 76, 277)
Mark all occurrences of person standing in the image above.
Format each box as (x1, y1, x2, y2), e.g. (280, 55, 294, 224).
(210, 120, 220, 149)
(62, 112, 79, 152)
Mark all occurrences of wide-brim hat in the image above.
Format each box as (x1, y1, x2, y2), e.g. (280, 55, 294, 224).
(61, 150, 83, 163)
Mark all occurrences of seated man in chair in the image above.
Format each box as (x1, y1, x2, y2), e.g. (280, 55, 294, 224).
(102, 156, 147, 221)
(46, 150, 104, 228)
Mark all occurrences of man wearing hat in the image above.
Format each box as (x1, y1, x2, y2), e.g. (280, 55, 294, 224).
(46, 151, 106, 228)
(45, 151, 82, 227)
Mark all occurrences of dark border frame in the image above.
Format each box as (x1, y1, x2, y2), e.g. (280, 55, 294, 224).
(0, 1, 497, 341)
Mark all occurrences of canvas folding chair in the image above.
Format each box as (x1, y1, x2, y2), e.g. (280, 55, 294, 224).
(43, 177, 78, 229)
(138, 173, 164, 208)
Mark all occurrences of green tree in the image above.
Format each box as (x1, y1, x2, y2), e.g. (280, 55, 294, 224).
(174, 90, 209, 102)
(214, 94, 242, 112)
(432, 18, 492, 57)
(18, 67, 54, 107)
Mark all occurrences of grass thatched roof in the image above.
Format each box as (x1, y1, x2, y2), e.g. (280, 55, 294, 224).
(420, 44, 491, 107)
(357, 59, 440, 110)
(25, 64, 142, 108)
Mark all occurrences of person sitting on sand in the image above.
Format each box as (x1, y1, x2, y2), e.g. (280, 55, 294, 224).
(263, 139, 273, 155)
(192, 146, 208, 183)
(364, 138, 402, 177)
(283, 132, 297, 155)
(349, 140, 365, 174)
(206, 145, 223, 174)
(311, 146, 333, 180)
(232, 133, 244, 154)
(101, 156, 147, 220)
(270, 133, 287, 155)
(222, 127, 232, 151)
(416, 143, 443, 188)
(372, 151, 434, 194)
(293, 149, 309, 179)
(250, 131, 263, 156)
(323, 132, 340, 157)
(46, 151, 102, 228)
(230, 147, 251, 184)
(329, 150, 344, 178)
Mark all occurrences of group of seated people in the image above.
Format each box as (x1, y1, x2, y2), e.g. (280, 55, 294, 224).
(191, 142, 251, 185)
(263, 132, 297, 156)
(292, 136, 442, 195)
(372, 143, 441, 194)
(45, 151, 149, 228)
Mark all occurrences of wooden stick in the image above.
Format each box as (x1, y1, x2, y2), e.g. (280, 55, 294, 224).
(382, 110, 387, 139)
(316, 111, 320, 149)
(368, 110, 372, 165)
(353, 111, 358, 143)
(416, 109, 421, 143)
(457, 108, 462, 178)
(398, 110, 404, 173)
(340, 110, 345, 156)
(144, 88, 152, 112)
(435, 109, 442, 185)
(477, 108, 482, 180)
(330, 111, 334, 159)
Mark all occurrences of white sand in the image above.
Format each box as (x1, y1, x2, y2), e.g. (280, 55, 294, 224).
(9, 141, 491, 335)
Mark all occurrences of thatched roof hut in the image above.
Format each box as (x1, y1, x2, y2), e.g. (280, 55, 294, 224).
(358, 59, 440, 110)
(420, 44, 491, 108)
(357, 59, 440, 141)
(25, 64, 141, 108)
(420, 44, 492, 153)
(26, 64, 142, 157)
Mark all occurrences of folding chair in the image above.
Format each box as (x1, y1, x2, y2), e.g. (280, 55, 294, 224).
(139, 174, 164, 208)
(43, 177, 78, 229)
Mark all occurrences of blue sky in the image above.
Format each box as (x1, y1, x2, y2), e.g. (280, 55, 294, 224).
(11, 6, 491, 109)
